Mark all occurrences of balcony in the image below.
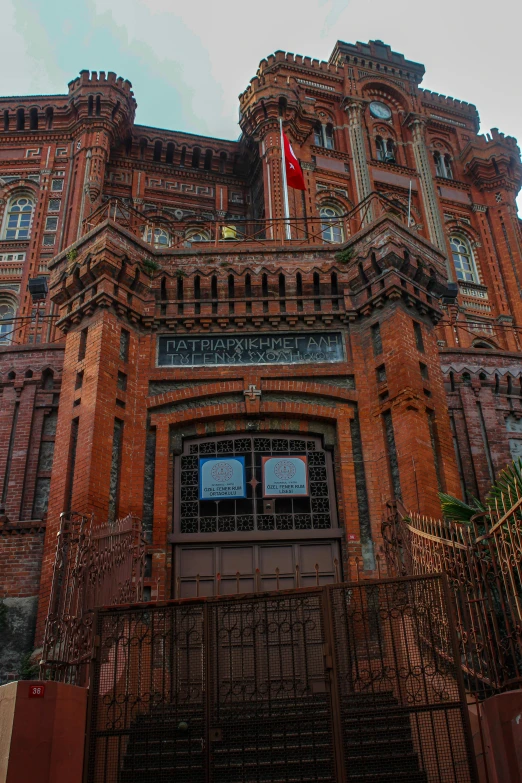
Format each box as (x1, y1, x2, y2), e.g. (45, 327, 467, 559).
(82, 191, 413, 252)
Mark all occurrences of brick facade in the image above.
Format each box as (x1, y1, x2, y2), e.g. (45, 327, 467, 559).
(0, 39, 521, 664)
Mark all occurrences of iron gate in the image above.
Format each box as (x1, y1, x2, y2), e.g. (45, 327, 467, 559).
(85, 575, 477, 783)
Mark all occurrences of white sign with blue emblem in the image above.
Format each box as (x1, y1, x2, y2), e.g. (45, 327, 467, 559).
(262, 456, 308, 497)
(199, 457, 246, 500)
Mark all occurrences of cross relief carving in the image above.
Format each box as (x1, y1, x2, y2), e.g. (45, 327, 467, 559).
(243, 384, 261, 401)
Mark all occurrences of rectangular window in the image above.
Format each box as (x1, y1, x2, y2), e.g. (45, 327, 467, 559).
(32, 415, 57, 519)
(78, 327, 88, 361)
(413, 321, 425, 352)
(45, 217, 58, 231)
(419, 362, 429, 381)
(65, 418, 79, 513)
(43, 235, 55, 246)
(108, 418, 124, 522)
(51, 179, 64, 191)
(117, 371, 127, 391)
(427, 410, 444, 492)
(2, 401, 19, 506)
(75, 371, 84, 390)
(371, 323, 383, 356)
(382, 410, 402, 500)
(0, 253, 25, 263)
(376, 364, 387, 383)
(48, 199, 61, 212)
(119, 328, 130, 362)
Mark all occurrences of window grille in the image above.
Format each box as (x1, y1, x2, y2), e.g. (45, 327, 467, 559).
(176, 436, 336, 535)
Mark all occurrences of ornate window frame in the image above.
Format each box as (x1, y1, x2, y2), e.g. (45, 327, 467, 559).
(174, 433, 339, 540)
(1, 192, 36, 241)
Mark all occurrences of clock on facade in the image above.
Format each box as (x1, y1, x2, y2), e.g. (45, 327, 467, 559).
(369, 101, 392, 120)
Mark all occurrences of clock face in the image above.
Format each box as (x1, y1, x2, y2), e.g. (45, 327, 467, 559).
(369, 101, 392, 120)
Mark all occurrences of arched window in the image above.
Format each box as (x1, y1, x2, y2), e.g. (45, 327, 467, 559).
(144, 227, 171, 247)
(153, 141, 162, 162)
(450, 235, 478, 283)
(191, 147, 201, 168)
(313, 123, 335, 149)
(45, 107, 53, 130)
(204, 149, 213, 171)
(166, 142, 174, 164)
(219, 151, 227, 173)
(3, 110, 9, 131)
(376, 136, 395, 163)
(324, 124, 334, 149)
(434, 151, 453, 179)
(16, 109, 25, 131)
(0, 300, 16, 344)
(29, 108, 38, 130)
(320, 205, 344, 243)
(3, 195, 35, 240)
(185, 228, 210, 242)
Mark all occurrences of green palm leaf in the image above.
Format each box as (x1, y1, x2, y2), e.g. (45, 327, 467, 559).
(438, 493, 485, 523)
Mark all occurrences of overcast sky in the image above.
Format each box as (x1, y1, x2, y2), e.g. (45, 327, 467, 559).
(3, 0, 521, 212)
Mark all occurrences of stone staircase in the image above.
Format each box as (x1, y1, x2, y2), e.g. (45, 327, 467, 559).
(120, 692, 427, 782)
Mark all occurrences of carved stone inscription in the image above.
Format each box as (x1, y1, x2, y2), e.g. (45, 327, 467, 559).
(157, 332, 345, 367)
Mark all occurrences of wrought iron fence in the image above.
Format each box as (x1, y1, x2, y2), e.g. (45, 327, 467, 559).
(82, 190, 410, 249)
(85, 575, 476, 783)
(382, 499, 522, 698)
(40, 511, 145, 685)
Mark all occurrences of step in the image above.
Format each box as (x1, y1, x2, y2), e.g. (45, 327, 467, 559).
(344, 772, 427, 783)
(212, 741, 332, 756)
(345, 735, 415, 756)
(345, 750, 422, 771)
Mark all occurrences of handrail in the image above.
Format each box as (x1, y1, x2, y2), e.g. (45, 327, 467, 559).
(81, 191, 411, 249)
(383, 498, 522, 698)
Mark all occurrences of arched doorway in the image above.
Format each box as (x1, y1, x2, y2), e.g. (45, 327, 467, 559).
(172, 433, 342, 596)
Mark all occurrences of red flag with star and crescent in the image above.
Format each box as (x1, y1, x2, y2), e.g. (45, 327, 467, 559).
(282, 131, 306, 190)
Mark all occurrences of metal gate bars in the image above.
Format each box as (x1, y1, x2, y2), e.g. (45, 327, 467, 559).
(85, 575, 477, 783)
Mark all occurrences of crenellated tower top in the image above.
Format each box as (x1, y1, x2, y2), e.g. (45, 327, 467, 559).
(66, 70, 137, 142)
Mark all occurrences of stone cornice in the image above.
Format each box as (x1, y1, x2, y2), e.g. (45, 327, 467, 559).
(49, 214, 448, 334)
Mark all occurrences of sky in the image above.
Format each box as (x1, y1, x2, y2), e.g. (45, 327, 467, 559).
(3, 0, 521, 212)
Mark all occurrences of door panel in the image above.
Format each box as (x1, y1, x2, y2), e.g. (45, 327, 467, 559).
(175, 540, 341, 597)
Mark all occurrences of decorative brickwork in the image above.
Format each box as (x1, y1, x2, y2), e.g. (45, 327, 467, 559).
(0, 39, 520, 658)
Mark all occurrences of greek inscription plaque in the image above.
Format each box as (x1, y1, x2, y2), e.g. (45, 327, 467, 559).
(157, 332, 345, 367)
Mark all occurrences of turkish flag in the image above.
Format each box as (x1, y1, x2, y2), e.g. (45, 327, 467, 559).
(282, 131, 306, 190)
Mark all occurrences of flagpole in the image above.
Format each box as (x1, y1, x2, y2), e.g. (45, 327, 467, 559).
(279, 117, 292, 240)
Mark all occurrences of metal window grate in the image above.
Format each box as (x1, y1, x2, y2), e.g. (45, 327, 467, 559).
(177, 436, 335, 535)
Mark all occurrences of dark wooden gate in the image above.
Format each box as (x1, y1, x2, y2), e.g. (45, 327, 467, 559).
(85, 575, 477, 783)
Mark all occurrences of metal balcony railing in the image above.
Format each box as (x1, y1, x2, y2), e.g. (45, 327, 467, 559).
(82, 191, 410, 250)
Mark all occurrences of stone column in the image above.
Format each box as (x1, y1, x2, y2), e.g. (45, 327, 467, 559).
(409, 118, 451, 273)
(345, 101, 373, 221)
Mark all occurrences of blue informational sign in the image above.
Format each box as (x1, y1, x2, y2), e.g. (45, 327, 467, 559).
(199, 456, 246, 500)
(262, 456, 309, 497)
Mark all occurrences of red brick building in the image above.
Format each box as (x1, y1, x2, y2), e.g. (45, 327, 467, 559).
(0, 39, 521, 679)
